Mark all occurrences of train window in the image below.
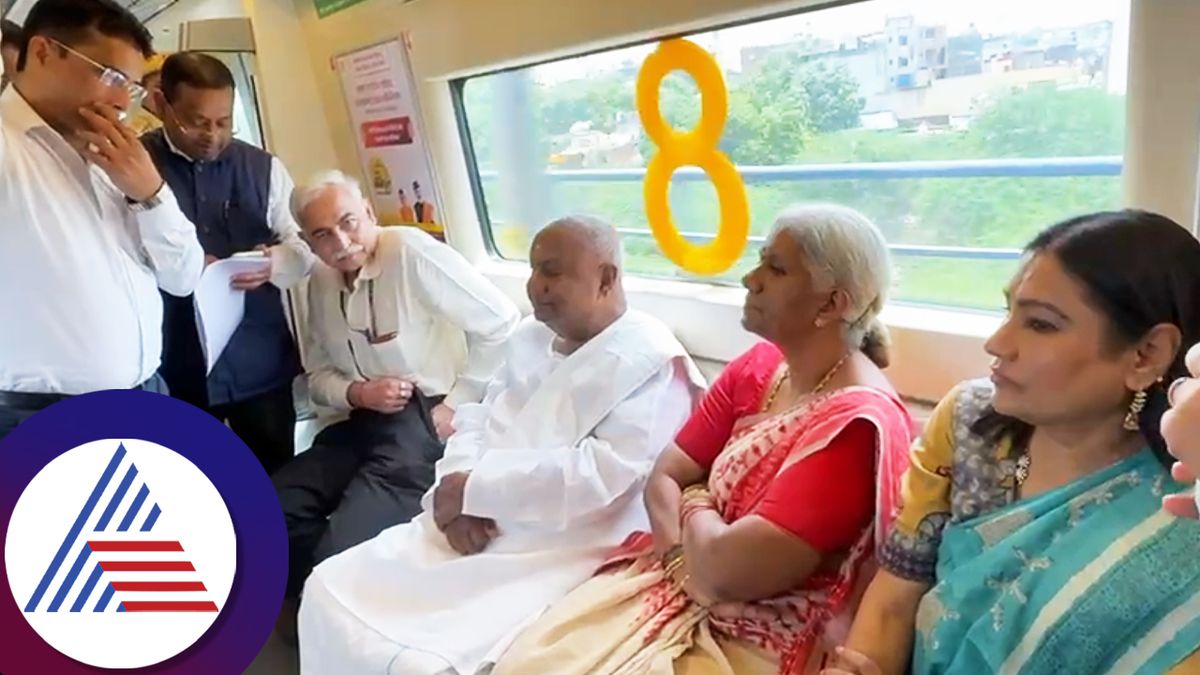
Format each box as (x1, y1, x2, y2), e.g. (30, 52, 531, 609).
(456, 0, 1129, 311)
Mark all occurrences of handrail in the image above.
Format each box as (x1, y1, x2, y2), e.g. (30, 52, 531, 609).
(482, 156, 1122, 262)
(479, 155, 1122, 183)
(614, 228, 1023, 261)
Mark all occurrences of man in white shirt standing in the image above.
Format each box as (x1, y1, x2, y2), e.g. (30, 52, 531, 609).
(0, 0, 204, 440)
(297, 216, 705, 675)
(142, 52, 314, 475)
(273, 170, 520, 610)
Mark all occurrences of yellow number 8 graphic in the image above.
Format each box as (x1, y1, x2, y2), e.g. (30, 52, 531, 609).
(637, 39, 750, 276)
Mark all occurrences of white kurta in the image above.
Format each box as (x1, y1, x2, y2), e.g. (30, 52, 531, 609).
(299, 310, 705, 675)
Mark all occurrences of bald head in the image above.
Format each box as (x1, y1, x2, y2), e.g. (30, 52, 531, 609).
(527, 215, 627, 345)
(545, 214, 623, 269)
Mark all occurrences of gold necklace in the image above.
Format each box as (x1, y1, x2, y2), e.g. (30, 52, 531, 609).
(765, 353, 849, 411)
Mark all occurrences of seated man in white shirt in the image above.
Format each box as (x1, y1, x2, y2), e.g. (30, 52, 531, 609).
(297, 216, 706, 675)
(273, 170, 520, 611)
(0, 0, 204, 440)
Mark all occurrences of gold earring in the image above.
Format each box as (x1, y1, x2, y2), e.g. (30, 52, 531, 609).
(1123, 388, 1148, 431)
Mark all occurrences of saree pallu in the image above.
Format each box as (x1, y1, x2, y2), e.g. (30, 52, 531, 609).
(492, 387, 913, 675)
(914, 449, 1200, 675)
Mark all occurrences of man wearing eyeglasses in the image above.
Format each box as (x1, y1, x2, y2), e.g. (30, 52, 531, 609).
(140, 52, 315, 475)
(0, 0, 204, 440)
(272, 170, 521, 638)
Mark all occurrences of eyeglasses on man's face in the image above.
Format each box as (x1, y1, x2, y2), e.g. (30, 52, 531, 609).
(49, 38, 146, 104)
(165, 101, 238, 138)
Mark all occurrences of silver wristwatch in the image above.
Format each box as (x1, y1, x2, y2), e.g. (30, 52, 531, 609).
(126, 183, 165, 212)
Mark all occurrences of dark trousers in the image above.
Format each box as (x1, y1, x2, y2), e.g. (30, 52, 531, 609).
(273, 391, 445, 598)
(0, 374, 169, 442)
(207, 384, 296, 476)
(0, 406, 36, 441)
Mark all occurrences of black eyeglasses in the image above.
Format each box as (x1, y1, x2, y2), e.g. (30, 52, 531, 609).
(165, 101, 240, 137)
(339, 279, 398, 379)
(50, 39, 146, 103)
(340, 277, 397, 342)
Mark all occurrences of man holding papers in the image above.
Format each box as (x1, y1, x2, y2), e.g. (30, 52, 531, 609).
(296, 215, 704, 674)
(142, 52, 314, 474)
(273, 170, 519, 627)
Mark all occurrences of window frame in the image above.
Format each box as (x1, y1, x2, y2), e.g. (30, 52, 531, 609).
(447, 0, 1127, 318)
(430, 0, 1165, 407)
(446, 0, 832, 267)
(449, 77, 502, 259)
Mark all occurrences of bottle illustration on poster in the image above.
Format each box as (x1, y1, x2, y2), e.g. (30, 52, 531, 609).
(412, 180, 436, 224)
(369, 157, 392, 194)
(397, 187, 416, 223)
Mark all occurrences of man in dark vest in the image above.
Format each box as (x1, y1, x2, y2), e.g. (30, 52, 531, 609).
(143, 52, 314, 474)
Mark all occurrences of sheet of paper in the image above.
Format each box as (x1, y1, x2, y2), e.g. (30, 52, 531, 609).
(192, 257, 270, 374)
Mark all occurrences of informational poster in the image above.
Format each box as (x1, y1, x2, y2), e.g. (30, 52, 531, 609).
(334, 38, 445, 240)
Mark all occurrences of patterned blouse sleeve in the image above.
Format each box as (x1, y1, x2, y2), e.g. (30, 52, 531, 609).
(877, 384, 960, 583)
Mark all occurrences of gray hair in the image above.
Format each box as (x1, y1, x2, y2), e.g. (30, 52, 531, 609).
(543, 214, 624, 271)
(769, 203, 892, 355)
(290, 170, 364, 224)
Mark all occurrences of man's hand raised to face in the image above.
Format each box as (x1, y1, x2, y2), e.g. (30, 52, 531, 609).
(77, 103, 164, 203)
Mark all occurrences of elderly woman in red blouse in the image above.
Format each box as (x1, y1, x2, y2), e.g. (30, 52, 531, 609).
(492, 204, 915, 675)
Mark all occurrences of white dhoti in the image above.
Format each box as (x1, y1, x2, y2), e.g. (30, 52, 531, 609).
(299, 311, 705, 674)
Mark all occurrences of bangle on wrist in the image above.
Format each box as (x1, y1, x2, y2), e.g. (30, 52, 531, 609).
(664, 554, 685, 578)
(661, 543, 684, 569)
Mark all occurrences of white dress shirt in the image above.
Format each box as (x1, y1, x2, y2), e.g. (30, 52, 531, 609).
(305, 226, 520, 413)
(160, 131, 314, 288)
(0, 87, 205, 394)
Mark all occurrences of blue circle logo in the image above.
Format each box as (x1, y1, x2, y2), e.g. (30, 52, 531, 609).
(0, 390, 287, 673)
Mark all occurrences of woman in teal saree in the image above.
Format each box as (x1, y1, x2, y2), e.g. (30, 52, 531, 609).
(827, 210, 1200, 675)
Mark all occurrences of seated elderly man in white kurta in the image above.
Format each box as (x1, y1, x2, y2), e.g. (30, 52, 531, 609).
(297, 215, 706, 675)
